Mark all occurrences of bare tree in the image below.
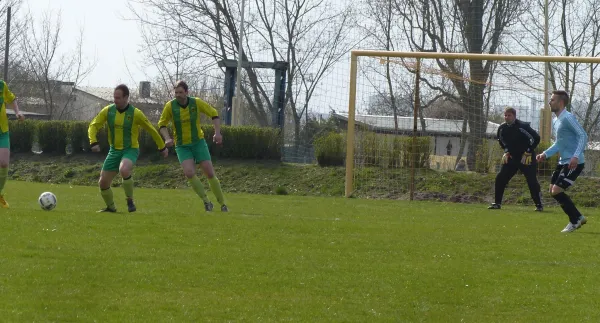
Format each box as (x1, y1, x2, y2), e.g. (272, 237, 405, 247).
(250, 0, 358, 147)
(357, 0, 408, 129)
(20, 9, 95, 119)
(128, 0, 357, 148)
(395, 0, 528, 170)
(128, 0, 274, 126)
(0, 0, 29, 83)
(504, 0, 600, 138)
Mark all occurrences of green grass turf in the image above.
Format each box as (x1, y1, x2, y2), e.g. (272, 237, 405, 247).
(0, 180, 598, 322)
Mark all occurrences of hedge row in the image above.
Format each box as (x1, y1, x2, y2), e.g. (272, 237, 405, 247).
(314, 131, 432, 168)
(314, 132, 558, 175)
(7, 120, 282, 160)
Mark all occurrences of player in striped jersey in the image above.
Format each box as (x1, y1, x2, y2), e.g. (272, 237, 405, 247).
(0, 80, 24, 208)
(88, 84, 168, 213)
(158, 80, 228, 212)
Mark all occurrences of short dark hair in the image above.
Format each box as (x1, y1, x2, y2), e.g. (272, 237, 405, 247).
(552, 90, 570, 105)
(504, 107, 516, 116)
(114, 84, 130, 97)
(174, 80, 188, 92)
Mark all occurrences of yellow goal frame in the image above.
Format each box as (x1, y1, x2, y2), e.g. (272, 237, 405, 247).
(345, 50, 600, 198)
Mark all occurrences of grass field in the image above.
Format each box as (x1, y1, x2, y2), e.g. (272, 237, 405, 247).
(1, 180, 599, 322)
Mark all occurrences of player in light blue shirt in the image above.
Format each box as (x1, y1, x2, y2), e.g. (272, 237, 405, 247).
(537, 90, 588, 233)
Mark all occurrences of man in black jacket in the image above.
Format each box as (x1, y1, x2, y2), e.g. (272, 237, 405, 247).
(488, 107, 543, 211)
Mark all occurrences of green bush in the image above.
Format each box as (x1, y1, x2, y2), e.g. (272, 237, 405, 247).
(398, 136, 432, 168)
(314, 132, 345, 166)
(475, 138, 504, 173)
(8, 120, 37, 153)
(356, 133, 431, 168)
(68, 121, 92, 154)
(202, 125, 282, 160)
(37, 121, 70, 154)
(6, 120, 283, 160)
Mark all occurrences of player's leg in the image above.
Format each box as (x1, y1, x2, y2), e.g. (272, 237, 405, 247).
(98, 148, 120, 212)
(195, 139, 227, 211)
(551, 164, 586, 233)
(177, 144, 212, 211)
(519, 160, 543, 211)
(0, 131, 11, 208)
(489, 162, 518, 209)
(119, 148, 139, 213)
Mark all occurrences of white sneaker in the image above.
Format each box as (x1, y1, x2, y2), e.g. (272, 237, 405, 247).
(579, 215, 587, 227)
(561, 222, 580, 233)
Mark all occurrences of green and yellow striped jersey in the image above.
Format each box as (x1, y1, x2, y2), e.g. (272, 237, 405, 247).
(88, 104, 166, 150)
(158, 96, 219, 146)
(0, 80, 16, 134)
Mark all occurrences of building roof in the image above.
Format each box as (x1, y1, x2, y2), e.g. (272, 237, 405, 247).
(17, 97, 48, 105)
(75, 86, 162, 105)
(6, 108, 49, 117)
(332, 112, 501, 136)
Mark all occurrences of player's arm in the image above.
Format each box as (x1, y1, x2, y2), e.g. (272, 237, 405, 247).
(88, 107, 108, 148)
(566, 114, 588, 158)
(3, 82, 23, 120)
(196, 97, 222, 141)
(135, 109, 166, 151)
(521, 123, 540, 153)
(542, 142, 559, 158)
(497, 124, 508, 152)
(157, 102, 173, 144)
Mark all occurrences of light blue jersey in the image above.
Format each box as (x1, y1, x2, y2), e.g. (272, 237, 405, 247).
(543, 109, 588, 165)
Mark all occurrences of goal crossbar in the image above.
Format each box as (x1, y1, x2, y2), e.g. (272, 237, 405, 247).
(351, 50, 600, 63)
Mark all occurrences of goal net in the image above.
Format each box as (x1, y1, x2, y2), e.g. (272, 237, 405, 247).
(342, 51, 600, 204)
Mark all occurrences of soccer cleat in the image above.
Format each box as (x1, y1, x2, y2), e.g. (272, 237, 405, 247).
(221, 204, 229, 212)
(488, 203, 501, 210)
(97, 207, 117, 213)
(204, 201, 214, 212)
(126, 198, 136, 213)
(561, 222, 580, 233)
(535, 205, 544, 212)
(0, 195, 9, 208)
(579, 215, 587, 227)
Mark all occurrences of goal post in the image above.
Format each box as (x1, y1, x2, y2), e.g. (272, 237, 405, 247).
(344, 50, 600, 200)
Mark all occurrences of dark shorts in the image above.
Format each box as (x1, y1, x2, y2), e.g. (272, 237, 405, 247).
(550, 163, 585, 190)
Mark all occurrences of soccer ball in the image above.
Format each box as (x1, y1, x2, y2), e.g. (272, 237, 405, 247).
(38, 192, 57, 210)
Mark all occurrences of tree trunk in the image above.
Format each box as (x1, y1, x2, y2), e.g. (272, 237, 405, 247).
(465, 84, 486, 171)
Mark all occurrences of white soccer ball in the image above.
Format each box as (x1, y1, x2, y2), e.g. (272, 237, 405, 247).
(38, 192, 57, 211)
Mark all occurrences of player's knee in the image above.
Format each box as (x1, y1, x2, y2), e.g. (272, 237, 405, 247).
(183, 167, 195, 179)
(119, 167, 131, 178)
(204, 169, 215, 179)
(98, 177, 110, 189)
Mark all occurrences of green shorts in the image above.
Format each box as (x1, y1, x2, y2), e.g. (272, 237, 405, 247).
(175, 139, 211, 164)
(102, 147, 139, 172)
(0, 131, 9, 149)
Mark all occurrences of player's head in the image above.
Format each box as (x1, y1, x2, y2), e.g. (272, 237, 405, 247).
(114, 84, 130, 109)
(503, 107, 516, 124)
(174, 80, 189, 102)
(550, 90, 569, 113)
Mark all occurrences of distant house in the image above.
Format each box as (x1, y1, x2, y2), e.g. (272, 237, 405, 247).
(331, 112, 501, 157)
(70, 81, 163, 122)
(6, 108, 50, 120)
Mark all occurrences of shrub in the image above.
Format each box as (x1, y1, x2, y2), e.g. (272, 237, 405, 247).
(314, 132, 345, 166)
(8, 120, 37, 153)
